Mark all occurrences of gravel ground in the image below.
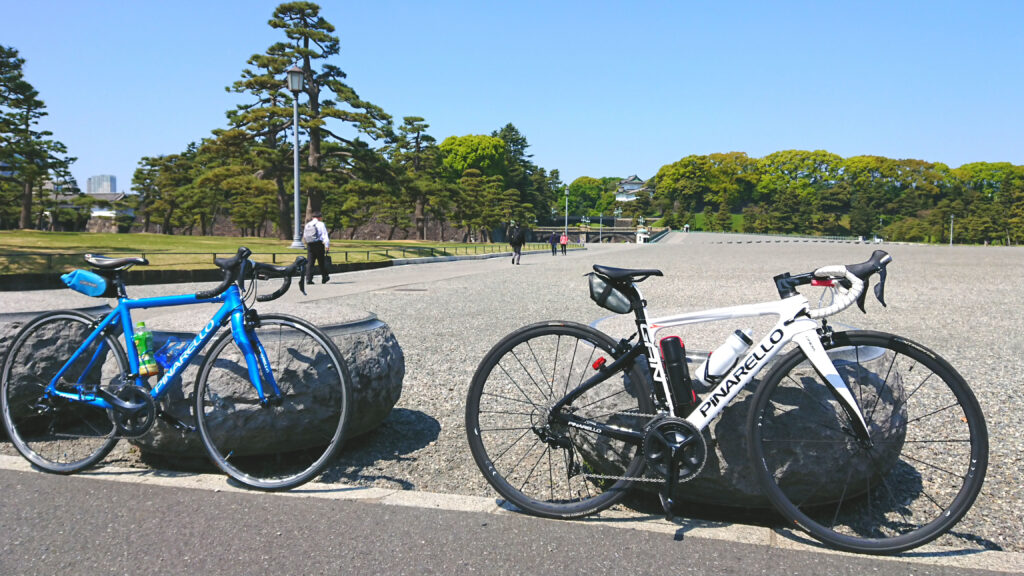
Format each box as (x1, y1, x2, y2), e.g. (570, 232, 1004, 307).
(3, 232, 1022, 553)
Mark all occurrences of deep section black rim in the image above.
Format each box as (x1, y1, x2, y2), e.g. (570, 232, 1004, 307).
(467, 322, 653, 518)
(750, 331, 987, 554)
(196, 315, 349, 490)
(2, 312, 122, 473)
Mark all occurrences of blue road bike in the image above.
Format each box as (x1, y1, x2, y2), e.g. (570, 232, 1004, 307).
(1, 247, 351, 490)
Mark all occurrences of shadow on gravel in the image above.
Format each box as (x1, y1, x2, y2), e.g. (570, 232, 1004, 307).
(319, 407, 441, 491)
(622, 491, 1002, 554)
(624, 490, 781, 530)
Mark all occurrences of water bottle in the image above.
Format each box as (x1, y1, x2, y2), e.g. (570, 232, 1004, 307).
(155, 336, 187, 370)
(659, 336, 697, 415)
(133, 322, 160, 377)
(697, 329, 754, 385)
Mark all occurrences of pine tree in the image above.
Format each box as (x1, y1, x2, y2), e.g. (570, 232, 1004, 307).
(0, 46, 74, 229)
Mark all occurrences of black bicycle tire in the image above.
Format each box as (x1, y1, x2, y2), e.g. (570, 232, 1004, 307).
(1, 310, 123, 473)
(466, 320, 654, 519)
(747, 330, 988, 554)
(194, 313, 351, 490)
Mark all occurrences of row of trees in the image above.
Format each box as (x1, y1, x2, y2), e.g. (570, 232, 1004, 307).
(3, 2, 1022, 245)
(636, 151, 1024, 245)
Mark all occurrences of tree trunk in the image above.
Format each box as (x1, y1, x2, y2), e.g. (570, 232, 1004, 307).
(18, 180, 32, 229)
(414, 196, 426, 240)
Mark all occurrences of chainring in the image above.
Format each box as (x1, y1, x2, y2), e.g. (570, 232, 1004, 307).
(642, 416, 708, 483)
(111, 384, 156, 437)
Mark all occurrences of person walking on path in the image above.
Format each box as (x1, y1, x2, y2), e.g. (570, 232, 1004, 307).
(548, 231, 558, 256)
(302, 211, 331, 284)
(559, 232, 568, 255)
(509, 224, 525, 265)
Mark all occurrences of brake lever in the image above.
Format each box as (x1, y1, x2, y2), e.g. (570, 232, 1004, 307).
(874, 266, 888, 307)
(855, 263, 889, 313)
(856, 279, 870, 313)
(298, 263, 307, 296)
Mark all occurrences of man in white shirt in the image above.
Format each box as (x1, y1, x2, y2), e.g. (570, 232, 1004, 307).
(302, 211, 331, 284)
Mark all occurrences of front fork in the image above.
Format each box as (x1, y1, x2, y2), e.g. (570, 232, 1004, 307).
(230, 309, 283, 406)
(793, 325, 872, 444)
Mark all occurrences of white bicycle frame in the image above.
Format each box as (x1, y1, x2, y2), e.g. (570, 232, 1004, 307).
(635, 283, 871, 436)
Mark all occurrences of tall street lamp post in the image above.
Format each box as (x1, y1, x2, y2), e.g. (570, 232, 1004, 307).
(598, 212, 603, 243)
(564, 186, 569, 238)
(287, 66, 305, 249)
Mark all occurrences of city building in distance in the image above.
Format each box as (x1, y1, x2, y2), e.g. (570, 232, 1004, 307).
(87, 174, 117, 195)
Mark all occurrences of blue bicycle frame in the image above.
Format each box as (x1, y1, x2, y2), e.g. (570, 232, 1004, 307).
(45, 284, 281, 410)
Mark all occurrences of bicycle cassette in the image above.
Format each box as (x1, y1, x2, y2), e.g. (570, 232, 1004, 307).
(642, 417, 707, 483)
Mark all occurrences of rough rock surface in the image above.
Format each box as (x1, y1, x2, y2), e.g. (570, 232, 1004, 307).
(583, 349, 905, 509)
(0, 303, 404, 457)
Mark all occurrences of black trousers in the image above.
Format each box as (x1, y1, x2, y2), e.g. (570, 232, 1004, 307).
(305, 241, 329, 282)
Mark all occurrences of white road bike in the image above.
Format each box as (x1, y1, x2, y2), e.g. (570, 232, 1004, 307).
(466, 251, 988, 555)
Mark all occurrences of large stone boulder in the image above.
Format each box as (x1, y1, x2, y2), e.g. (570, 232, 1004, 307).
(0, 303, 404, 457)
(131, 304, 403, 456)
(581, 347, 905, 509)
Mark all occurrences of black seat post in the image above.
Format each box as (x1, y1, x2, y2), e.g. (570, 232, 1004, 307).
(113, 270, 127, 298)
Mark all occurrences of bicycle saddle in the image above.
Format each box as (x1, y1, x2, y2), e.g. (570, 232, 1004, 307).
(592, 264, 663, 282)
(84, 254, 150, 269)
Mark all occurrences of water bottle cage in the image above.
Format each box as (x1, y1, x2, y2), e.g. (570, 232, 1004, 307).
(702, 366, 722, 386)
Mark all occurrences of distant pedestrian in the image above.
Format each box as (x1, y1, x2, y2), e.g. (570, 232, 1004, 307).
(560, 232, 568, 255)
(509, 223, 525, 265)
(549, 231, 558, 256)
(302, 211, 330, 284)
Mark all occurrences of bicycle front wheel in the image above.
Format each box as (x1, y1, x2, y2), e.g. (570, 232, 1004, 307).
(195, 313, 351, 490)
(466, 321, 654, 519)
(1, 311, 124, 473)
(748, 330, 988, 554)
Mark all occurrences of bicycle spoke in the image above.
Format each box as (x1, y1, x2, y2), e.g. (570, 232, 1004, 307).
(750, 331, 987, 554)
(195, 315, 349, 490)
(2, 312, 123, 473)
(467, 322, 652, 519)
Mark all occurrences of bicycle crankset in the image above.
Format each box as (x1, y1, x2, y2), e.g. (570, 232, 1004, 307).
(109, 384, 156, 437)
(643, 417, 708, 519)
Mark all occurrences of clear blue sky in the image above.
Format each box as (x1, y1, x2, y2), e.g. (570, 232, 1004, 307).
(4, 0, 1023, 193)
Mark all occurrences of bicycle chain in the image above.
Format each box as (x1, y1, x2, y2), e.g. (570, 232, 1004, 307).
(575, 409, 668, 483)
(582, 473, 663, 483)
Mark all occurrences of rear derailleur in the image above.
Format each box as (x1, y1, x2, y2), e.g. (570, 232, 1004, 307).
(532, 424, 582, 477)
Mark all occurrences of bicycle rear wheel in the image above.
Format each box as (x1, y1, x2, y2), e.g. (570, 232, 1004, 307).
(1, 311, 124, 473)
(195, 313, 351, 490)
(748, 330, 988, 554)
(466, 321, 654, 519)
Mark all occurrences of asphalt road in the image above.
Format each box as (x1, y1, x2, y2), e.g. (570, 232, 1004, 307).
(0, 466, 1015, 576)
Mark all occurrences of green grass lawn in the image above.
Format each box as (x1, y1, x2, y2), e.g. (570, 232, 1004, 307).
(0, 230, 536, 275)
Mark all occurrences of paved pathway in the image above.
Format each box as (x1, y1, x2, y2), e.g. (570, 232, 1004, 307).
(0, 457, 1017, 575)
(2, 233, 1022, 573)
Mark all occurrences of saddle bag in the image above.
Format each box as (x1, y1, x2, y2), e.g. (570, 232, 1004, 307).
(61, 269, 116, 298)
(587, 273, 633, 314)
